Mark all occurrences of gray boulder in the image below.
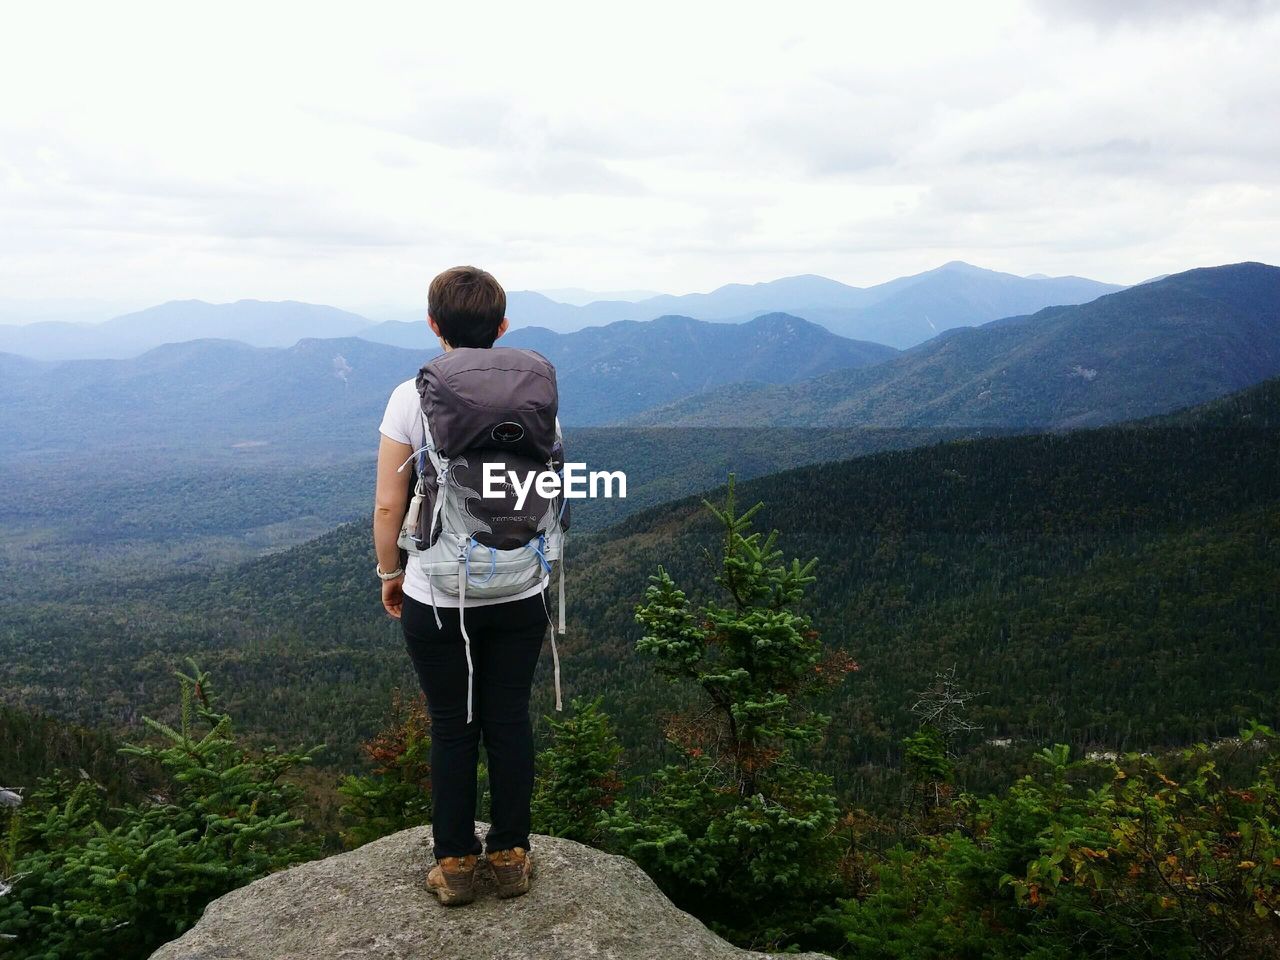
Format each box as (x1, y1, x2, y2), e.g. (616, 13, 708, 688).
(149, 825, 833, 960)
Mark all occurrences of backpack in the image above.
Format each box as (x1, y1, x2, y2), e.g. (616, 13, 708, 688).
(395, 347, 568, 723)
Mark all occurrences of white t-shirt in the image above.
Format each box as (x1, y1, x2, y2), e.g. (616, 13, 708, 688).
(379, 378, 549, 608)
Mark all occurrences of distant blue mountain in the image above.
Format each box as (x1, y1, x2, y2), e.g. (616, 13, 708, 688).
(635, 262, 1280, 429)
(358, 309, 899, 424)
(0, 312, 897, 459)
(535, 287, 662, 305)
(502, 312, 897, 423)
(0, 299, 371, 361)
(358, 262, 1121, 348)
(0, 263, 1123, 362)
(803, 261, 1123, 348)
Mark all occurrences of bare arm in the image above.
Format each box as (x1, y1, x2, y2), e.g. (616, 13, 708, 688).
(374, 433, 413, 617)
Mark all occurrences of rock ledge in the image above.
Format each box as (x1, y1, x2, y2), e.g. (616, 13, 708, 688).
(149, 825, 832, 960)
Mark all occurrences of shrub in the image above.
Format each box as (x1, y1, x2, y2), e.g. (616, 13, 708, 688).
(837, 731, 1280, 959)
(0, 662, 320, 960)
(336, 690, 433, 849)
(531, 696, 623, 846)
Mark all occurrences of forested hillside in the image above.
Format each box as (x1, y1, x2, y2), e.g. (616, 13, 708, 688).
(575, 387, 1280, 795)
(0, 424, 997, 607)
(0, 705, 159, 805)
(3, 381, 1274, 798)
(640, 262, 1280, 429)
(503, 312, 896, 424)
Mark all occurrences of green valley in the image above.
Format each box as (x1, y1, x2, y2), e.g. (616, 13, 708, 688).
(4, 380, 1275, 799)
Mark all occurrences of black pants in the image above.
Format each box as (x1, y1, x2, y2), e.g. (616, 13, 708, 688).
(401, 590, 547, 859)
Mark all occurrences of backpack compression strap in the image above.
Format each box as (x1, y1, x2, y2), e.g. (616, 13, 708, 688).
(457, 556, 475, 725)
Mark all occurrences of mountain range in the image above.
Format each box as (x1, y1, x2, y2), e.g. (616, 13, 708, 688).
(638, 262, 1280, 429)
(0, 300, 371, 361)
(2, 263, 1274, 461)
(360, 261, 1123, 348)
(533, 287, 662, 305)
(502, 313, 895, 423)
(0, 262, 1123, 361)
(0, 313, 893, 460)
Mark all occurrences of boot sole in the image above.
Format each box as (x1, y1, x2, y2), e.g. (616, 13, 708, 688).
(430, 882, 476, 906)
(491, 859, 534, 899)
(494, 877, 530, 899)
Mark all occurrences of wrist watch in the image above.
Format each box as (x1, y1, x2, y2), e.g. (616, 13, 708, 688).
(376, 563, 404, 581)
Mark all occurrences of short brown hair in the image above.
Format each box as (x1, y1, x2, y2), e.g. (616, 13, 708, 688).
(428, 266, 506, 348)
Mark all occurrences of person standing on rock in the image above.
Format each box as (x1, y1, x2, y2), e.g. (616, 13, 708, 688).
(372, 265, 569, 905)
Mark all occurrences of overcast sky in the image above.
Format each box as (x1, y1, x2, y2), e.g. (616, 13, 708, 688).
(2, 0, 1278, 318)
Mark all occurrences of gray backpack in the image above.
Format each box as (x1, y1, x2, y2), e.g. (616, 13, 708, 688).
(396, 347, 568, 721)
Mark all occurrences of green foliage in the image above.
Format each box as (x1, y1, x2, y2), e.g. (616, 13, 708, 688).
(837, 843, 995, 960)
(0, 424, 973, 769)
(566, 409, 1280, 804)
(531, 697, 623, 846)
(837, 732, 1280, 959)
(0, 705, 161, 808)
(606, 479, 850, 949)
(5, 384, 1275, 800)
(336, 690, 433, 849)
(1008, 727, 1280, 959)
(903, 726, 953, 792)
(0, 662, 320, 960)
(0, 425, 964, 608)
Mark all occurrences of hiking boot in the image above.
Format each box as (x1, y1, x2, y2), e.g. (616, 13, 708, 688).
(487, 846, 534, 899)
(426, 854, 479, 906)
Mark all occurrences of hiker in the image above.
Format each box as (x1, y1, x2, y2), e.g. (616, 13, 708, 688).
(372, 265, 567, 906)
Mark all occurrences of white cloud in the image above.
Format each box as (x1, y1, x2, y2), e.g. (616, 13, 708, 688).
(0, 0, 1277, 316)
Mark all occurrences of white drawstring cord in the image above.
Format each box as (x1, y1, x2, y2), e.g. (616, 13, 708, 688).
(549, 633, 563, 712)
(396, 443, 431, 474)
(540, 589, 564, 712)
(557, 558, 566, 635)
(427, 573, 442, 629)
(458, 561, 474, 725)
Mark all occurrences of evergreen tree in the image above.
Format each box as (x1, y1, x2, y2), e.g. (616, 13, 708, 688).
(606, 477, 855, 949)
(0, 661, 319, 960)
(902, 725, 953, 811)
(531, 696, 623, 845)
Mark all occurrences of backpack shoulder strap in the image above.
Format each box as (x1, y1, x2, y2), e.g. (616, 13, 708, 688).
(417, 409, 445, 470)
(419, 408, 450, 543)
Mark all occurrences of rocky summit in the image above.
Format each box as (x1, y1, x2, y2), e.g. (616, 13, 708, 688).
(148, 825, 833, 960)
